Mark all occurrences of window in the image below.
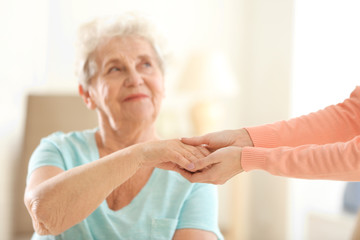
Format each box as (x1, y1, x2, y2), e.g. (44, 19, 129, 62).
(290, 1, 360, 239)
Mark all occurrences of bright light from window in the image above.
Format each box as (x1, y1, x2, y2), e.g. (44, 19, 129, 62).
(290, 1, 360, 239)
(291, 0, 360, 117)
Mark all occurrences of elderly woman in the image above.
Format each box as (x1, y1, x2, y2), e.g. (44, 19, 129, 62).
(24, 13, 223, 240)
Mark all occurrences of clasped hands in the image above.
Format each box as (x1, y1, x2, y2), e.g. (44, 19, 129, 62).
(157, 129, 253, 184)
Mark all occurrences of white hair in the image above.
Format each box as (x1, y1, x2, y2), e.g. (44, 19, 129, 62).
(74, 12, 168, 89)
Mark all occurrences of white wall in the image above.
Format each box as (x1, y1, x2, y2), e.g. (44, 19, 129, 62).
(0, 1, 49, 239)
(239, 0, 294, 239)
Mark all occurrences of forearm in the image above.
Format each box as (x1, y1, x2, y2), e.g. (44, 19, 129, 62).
(25, 146, 140, 235)
(241, 136, 360, 181)
(247, 87, 360, 148)
(173, 229, 217, 240)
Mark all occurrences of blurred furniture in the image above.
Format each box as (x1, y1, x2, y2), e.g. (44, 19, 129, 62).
(307, 211, 356, 240)
(352, 211, 360, 240)
(12, 94, 97, 240)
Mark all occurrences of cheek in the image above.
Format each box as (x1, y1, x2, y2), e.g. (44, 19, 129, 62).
(152, 77, 165, 97)
(156, 84, 165, 98)
(146, 78, 164, 114)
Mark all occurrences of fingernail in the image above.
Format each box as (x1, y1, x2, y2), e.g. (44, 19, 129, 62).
(186, 163, 195, 170)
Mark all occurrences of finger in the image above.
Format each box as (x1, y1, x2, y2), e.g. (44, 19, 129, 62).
(172, 144, 201, 169)
(191, 165, 228, 184)
(192, 155, 219, 171)
(173, 153, 196, 171)
(157, 162, 195, 180)
(181, 144, 206, 160)
(196, 145, 211, 157)
(181, 135, 209, 146)
(188, 171, 214, 184)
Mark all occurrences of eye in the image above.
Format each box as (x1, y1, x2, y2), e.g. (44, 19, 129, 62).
(143, 62, 152, 68)
(108, 67, 121, 73)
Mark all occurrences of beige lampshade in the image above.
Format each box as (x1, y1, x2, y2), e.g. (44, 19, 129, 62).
(177, 51, 239, 98)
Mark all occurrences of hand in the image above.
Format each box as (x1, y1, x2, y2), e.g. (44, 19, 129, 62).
(136, 139, 210, 170)
(175, 146, 243, 184)
(181, 128, 253, 151)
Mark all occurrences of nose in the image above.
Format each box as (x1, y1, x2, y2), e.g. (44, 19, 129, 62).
(124, 68, 144, 87)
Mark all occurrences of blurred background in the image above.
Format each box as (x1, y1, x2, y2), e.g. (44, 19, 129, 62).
(1, 0, 360, 239)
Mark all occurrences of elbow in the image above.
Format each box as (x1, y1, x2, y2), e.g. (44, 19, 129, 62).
(24, 191, 63, 236)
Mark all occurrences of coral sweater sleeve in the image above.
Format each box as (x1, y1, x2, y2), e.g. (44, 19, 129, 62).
(241, 86, 360, 180)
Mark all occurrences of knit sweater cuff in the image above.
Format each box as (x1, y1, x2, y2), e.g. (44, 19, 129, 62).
(241, 147, 266, 172)
(245, 125, 278, 148)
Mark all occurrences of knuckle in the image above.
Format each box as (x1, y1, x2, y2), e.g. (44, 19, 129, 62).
(173, 153, 182, 162)
(184, 153, 193, 160)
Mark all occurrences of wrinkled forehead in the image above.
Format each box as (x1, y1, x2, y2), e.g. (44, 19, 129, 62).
(94, 35, 158, 65)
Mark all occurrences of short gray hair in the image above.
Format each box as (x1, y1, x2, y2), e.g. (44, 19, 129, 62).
(74, 12, 168, 89)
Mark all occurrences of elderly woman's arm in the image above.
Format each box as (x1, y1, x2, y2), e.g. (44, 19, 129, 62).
(24, 139, 204, 236)
(172, 181, 221, 239)
(173, 229, 217, 240)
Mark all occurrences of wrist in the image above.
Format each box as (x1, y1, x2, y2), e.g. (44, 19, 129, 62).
(236, 147, 244, 173)
(234, 128, 254, 147)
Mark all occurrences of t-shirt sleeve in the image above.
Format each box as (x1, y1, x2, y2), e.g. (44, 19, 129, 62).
(177, 183, 223, 239)
(26, 137, 66, 183)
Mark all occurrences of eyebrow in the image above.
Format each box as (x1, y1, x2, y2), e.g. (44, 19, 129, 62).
(103, 58, 122, 70)
(102, 53, 157, 70)
(139, 54, 161, 66)
(138, 54, 155, 61)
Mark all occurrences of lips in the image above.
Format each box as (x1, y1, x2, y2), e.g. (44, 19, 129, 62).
(123, 93, 149, 101)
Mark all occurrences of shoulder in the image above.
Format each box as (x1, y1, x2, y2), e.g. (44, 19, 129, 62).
(28, 128, 98, 172)
(40, 128, 97, 149)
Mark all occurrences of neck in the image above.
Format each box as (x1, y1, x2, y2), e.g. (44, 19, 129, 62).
(96, 116, 158, 152)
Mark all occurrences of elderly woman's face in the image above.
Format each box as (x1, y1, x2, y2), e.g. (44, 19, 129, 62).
(88, 36, 164, 127)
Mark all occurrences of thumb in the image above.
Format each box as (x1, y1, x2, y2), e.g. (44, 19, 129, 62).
(181, 135, 209, 147)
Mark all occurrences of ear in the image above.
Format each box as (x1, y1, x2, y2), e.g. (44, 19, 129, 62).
(78, 84, 97, 110)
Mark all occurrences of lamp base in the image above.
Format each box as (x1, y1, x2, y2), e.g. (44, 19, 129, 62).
(190, 99, 223, 136)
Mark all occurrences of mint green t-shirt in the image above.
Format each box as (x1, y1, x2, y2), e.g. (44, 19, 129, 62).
(27, 129, 223, 240)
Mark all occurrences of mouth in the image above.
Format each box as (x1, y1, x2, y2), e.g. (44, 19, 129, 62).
(123, 93, 150, 102)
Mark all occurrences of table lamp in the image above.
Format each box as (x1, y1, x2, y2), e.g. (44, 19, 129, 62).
(177, 51, 239, 135)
